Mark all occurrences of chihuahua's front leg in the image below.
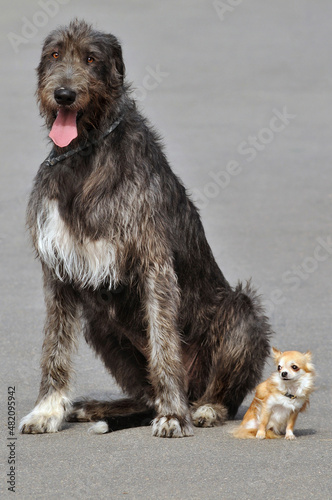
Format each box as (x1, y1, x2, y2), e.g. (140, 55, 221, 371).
(285, 411, 299, 440)
(256, 404, 272, 439)
(20, 273, 80, 433)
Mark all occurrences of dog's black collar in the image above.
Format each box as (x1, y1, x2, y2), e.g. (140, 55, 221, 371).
(284, 392, 297, 399)
(43, 115, 123, 167)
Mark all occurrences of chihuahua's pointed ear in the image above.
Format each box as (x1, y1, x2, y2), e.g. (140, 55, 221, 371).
(272, 347, 282, 360)
(304, 351, 312, 362)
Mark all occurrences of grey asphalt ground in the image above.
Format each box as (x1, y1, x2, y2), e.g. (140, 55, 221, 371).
(1, 1, 331, 499)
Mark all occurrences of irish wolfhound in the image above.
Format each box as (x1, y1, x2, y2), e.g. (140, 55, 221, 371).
(20, 19, 271, 437)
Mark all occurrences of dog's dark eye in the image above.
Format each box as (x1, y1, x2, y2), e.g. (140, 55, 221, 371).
(278, 365, 281, 371)
(52, 52, 60, 59)
(291, 365, 299, 371)
(87, 56, 95, 64)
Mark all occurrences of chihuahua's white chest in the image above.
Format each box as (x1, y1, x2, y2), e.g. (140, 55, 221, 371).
(266, 394, 304, 433)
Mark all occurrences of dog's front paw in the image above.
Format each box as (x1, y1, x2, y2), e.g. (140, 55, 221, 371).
(19, 411, 62, 434)
(285, 431, 296, 440)
(19, 394, 69, 434)
(256, 429, 266, 440)
(152, 415, 194, 438)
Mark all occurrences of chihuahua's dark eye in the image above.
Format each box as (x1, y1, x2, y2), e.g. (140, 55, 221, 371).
(291, 365, 299, 371)
(278, 365, 281, 371)
(87, 56, 95, 64)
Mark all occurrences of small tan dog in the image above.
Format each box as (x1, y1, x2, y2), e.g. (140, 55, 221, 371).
(233, 348, 315, 440)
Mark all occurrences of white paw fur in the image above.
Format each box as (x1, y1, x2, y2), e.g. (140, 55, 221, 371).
(192, 405, 217, 427)
(152, 416, 194, 438)
(19, 393, 70, 434)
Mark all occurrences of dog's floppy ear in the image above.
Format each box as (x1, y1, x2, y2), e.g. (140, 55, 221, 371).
(272, 347, 282, 360)
(107, 34, 125, 86)
(112, 41, 125, 83)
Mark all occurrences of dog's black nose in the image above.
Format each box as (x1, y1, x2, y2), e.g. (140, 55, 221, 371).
(54, 87, 77, 105)
(281, 371, 288, 378)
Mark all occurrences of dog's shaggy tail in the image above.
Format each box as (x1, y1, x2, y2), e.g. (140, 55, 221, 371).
(67, 397, 154, 434)
(88, 421, 110, 434)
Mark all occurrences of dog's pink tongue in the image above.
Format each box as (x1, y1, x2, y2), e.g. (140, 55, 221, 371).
(49, 108, 78, 147)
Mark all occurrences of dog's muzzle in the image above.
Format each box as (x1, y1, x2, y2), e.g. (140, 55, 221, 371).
(54, 87, 77, 105)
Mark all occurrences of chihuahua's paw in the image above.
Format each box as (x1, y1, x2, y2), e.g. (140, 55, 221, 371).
(285, 431, 296, 440)
(256, 430, 266, 440)
(152, 415, 194, 438)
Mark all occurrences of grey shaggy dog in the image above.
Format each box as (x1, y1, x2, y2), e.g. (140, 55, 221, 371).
(19, 20, 271, 437)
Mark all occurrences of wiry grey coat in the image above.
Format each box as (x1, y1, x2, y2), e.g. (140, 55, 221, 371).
(20, 20, 271, 437)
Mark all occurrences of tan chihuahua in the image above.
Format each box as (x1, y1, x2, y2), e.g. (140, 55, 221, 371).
(233, 348, 315, 440)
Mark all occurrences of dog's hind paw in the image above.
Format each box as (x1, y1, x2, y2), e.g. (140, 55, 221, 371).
(152, 415, 194, 438)
(191, 404, 226, 427)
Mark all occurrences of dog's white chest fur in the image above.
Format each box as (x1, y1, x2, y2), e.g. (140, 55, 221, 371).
(36, 199, 118, 289)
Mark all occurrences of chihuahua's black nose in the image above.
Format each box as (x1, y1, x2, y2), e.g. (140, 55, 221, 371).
(281, 371, 288, 378)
